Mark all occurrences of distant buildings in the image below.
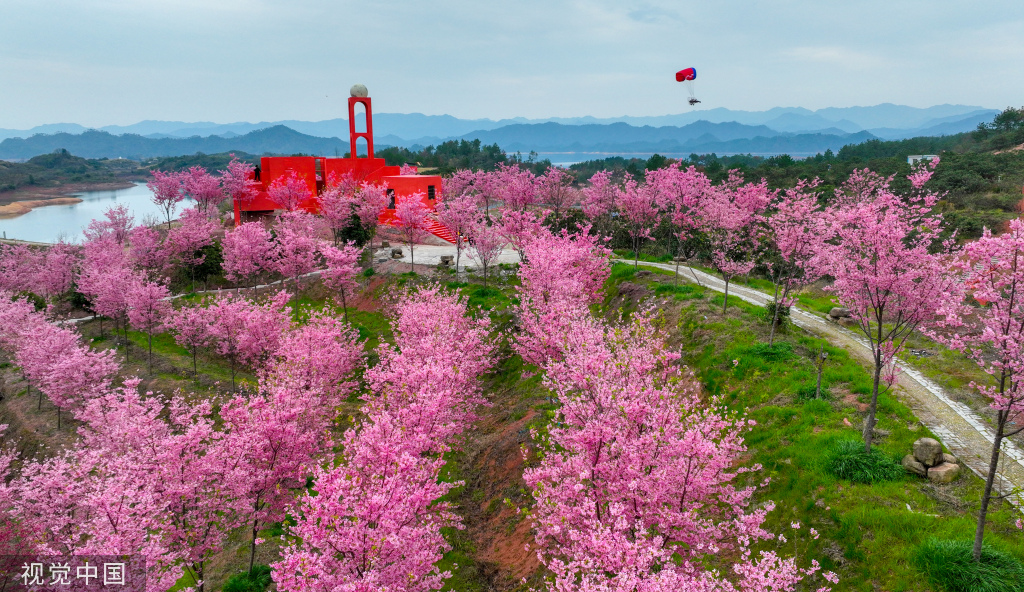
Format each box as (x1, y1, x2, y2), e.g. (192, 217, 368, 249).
(907, 155, 938, 165)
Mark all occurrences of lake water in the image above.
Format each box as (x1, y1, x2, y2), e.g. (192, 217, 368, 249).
(0, 183, 186, 244)
(535, 152, 699, 167)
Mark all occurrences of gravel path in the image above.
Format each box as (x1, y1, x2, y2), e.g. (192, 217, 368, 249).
(633, 260, 1024, 509)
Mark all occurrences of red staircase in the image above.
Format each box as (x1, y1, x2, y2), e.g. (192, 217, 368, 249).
(424, 215, 457, 244)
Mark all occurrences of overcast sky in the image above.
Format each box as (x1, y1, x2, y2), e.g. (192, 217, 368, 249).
(1, 0, 1021, 128)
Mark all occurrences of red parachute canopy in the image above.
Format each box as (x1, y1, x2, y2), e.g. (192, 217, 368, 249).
(675, 67, 697, 82)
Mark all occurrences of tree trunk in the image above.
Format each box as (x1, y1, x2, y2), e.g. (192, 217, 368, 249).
(410, 243, 415, 273)
(768, 285, 788, 347)
(815, 345, 825, 398)
(689, 266, 703, 287)
(673, 241, 681, 287)
(633, 237, 640, 269)
(57, 406, 61, 430)
(973, 412, 1006, 561)
(722, 277, 731, 314)
(192, 349, 198, 377)
(249, 516, 260, 575)
(340, 288, 349, 323)
(864, 348, 883, 453)
(148, 332, 154, 374)
(123, 320, 130, 364)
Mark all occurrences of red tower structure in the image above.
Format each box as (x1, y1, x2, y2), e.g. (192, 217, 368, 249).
(231, 87, 454, 243)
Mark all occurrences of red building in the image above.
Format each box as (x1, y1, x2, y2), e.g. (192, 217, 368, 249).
(232, 89, 455, 242)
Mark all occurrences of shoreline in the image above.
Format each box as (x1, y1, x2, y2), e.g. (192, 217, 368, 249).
(0, 180, 137, 219)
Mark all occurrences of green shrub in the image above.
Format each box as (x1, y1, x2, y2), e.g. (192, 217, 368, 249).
(362, 267, 375, 277)
(222, 565, 272, 592)
(14, 291, 45, 312)
(610, 264, 637, 281)
(654, 283, 695, 295)
(746, 342, 793, 362)
(824, 439, 904, 484)
(796, 383, 832, 400)
(760, 301, 790, 326)
(913, 539, 1024, 592)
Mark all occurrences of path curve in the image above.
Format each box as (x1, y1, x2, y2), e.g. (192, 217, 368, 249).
(630, 260, 1024, 509)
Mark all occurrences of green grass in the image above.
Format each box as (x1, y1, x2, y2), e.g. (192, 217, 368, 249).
(823, 439, 906, 484)
(222, 565, 273, 592)
(122, 328, 251, 385)
(914, 539, 1024, 592)
(612, 248, 674, 263)
(346, 309, 393, 352)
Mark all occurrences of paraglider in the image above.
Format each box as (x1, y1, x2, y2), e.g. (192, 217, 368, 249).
(676, 67, 699, 105)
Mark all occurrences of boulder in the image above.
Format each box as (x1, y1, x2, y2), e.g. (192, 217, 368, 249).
(381, 240, 390, 248)
(440, 255, 454, 266)
(391, 248, 404, 259)
(943, 452, 959, 465)
(902, 454, 927, 477)
(927, 462, 961, 484)
(829, 307, 852, 320)
(913, 438, 944, 467)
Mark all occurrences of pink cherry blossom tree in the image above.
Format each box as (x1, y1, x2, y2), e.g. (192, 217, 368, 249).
(316, 175, 357, 245)
(127, 280, 171, 373)
(702, 173, 771, 313)
(143, 396, 248, 592)
(814, 163, 958, 452)
(581, 170, 618, 222)
(219, 155, 260, 209)
(446, 168, 490, 221)
(267, 311, 364, 406)
(763, 181, 830, 345)
(436, 192, 482, 273)
(183, 166, 226, 215)
(148, 169, 185, 229)
(514, 226, 611, 368)
(221, 380, 339, 574)
(320, 242, 362, 321)
(497, 207, 546, 263)
(928, 217, 1024, 561)
(166, 206, 218, 288)
(615, 177, 660, 268)
(467, 221, 505, 288)
(128, 226, 169, 280)
(536, 166, 579, 221)
(206, 292, 291, 389)
(222, 221, 277, 291)
(167, 303, 214, 376)
(393, 195, 429, 272)
(520, 302, 829, 592)
(268, 170, 313, 212)
(649, 164, 710, 285)
(274, 211, 323, 305)
(487, 163, 538, 212)
(354, 182, 389, 249)
(84, 204, 135, 245)
(274, 287, 493, 592)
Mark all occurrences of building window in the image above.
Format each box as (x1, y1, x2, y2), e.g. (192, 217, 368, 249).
(428, 185, 436, 200)
(387, 188, 396, 209)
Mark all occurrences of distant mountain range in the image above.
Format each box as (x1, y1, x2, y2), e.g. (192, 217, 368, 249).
(0, 126, 350, 160)
(0, 104, 998, 161)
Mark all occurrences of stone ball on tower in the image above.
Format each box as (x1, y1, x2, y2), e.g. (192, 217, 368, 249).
(350, 84, 369, 98)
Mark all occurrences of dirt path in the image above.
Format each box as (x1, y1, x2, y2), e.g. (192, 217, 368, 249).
(632, 260, 1024, 509)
